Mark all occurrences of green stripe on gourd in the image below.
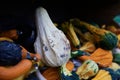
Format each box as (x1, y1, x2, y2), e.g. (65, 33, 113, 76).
(99, 32, 118, 50)
(113, 54, 120, 64)
(71, 50, 90, 58)
(70, 18, 118, 50)
(60, 63, 80, 80)
(76, 60, 99, 80)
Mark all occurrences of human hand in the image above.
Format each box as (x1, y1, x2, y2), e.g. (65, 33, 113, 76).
(30, 53, 41, 62)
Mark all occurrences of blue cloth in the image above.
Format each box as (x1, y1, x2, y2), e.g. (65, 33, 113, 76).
(0, 41, 22, 66)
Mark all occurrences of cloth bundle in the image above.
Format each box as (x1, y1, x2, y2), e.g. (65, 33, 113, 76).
(34, 7, 71, 67)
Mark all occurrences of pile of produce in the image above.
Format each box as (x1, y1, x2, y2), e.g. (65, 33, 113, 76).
(34, 7, 120, 80)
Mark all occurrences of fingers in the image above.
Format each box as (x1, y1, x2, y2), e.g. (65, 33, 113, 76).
(30, 53, 41, 62)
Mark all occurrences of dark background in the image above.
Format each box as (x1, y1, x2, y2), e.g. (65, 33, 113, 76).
(0, 0, 120, 26)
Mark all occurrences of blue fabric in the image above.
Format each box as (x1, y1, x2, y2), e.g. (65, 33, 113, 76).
(0, 41, 22, 66)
